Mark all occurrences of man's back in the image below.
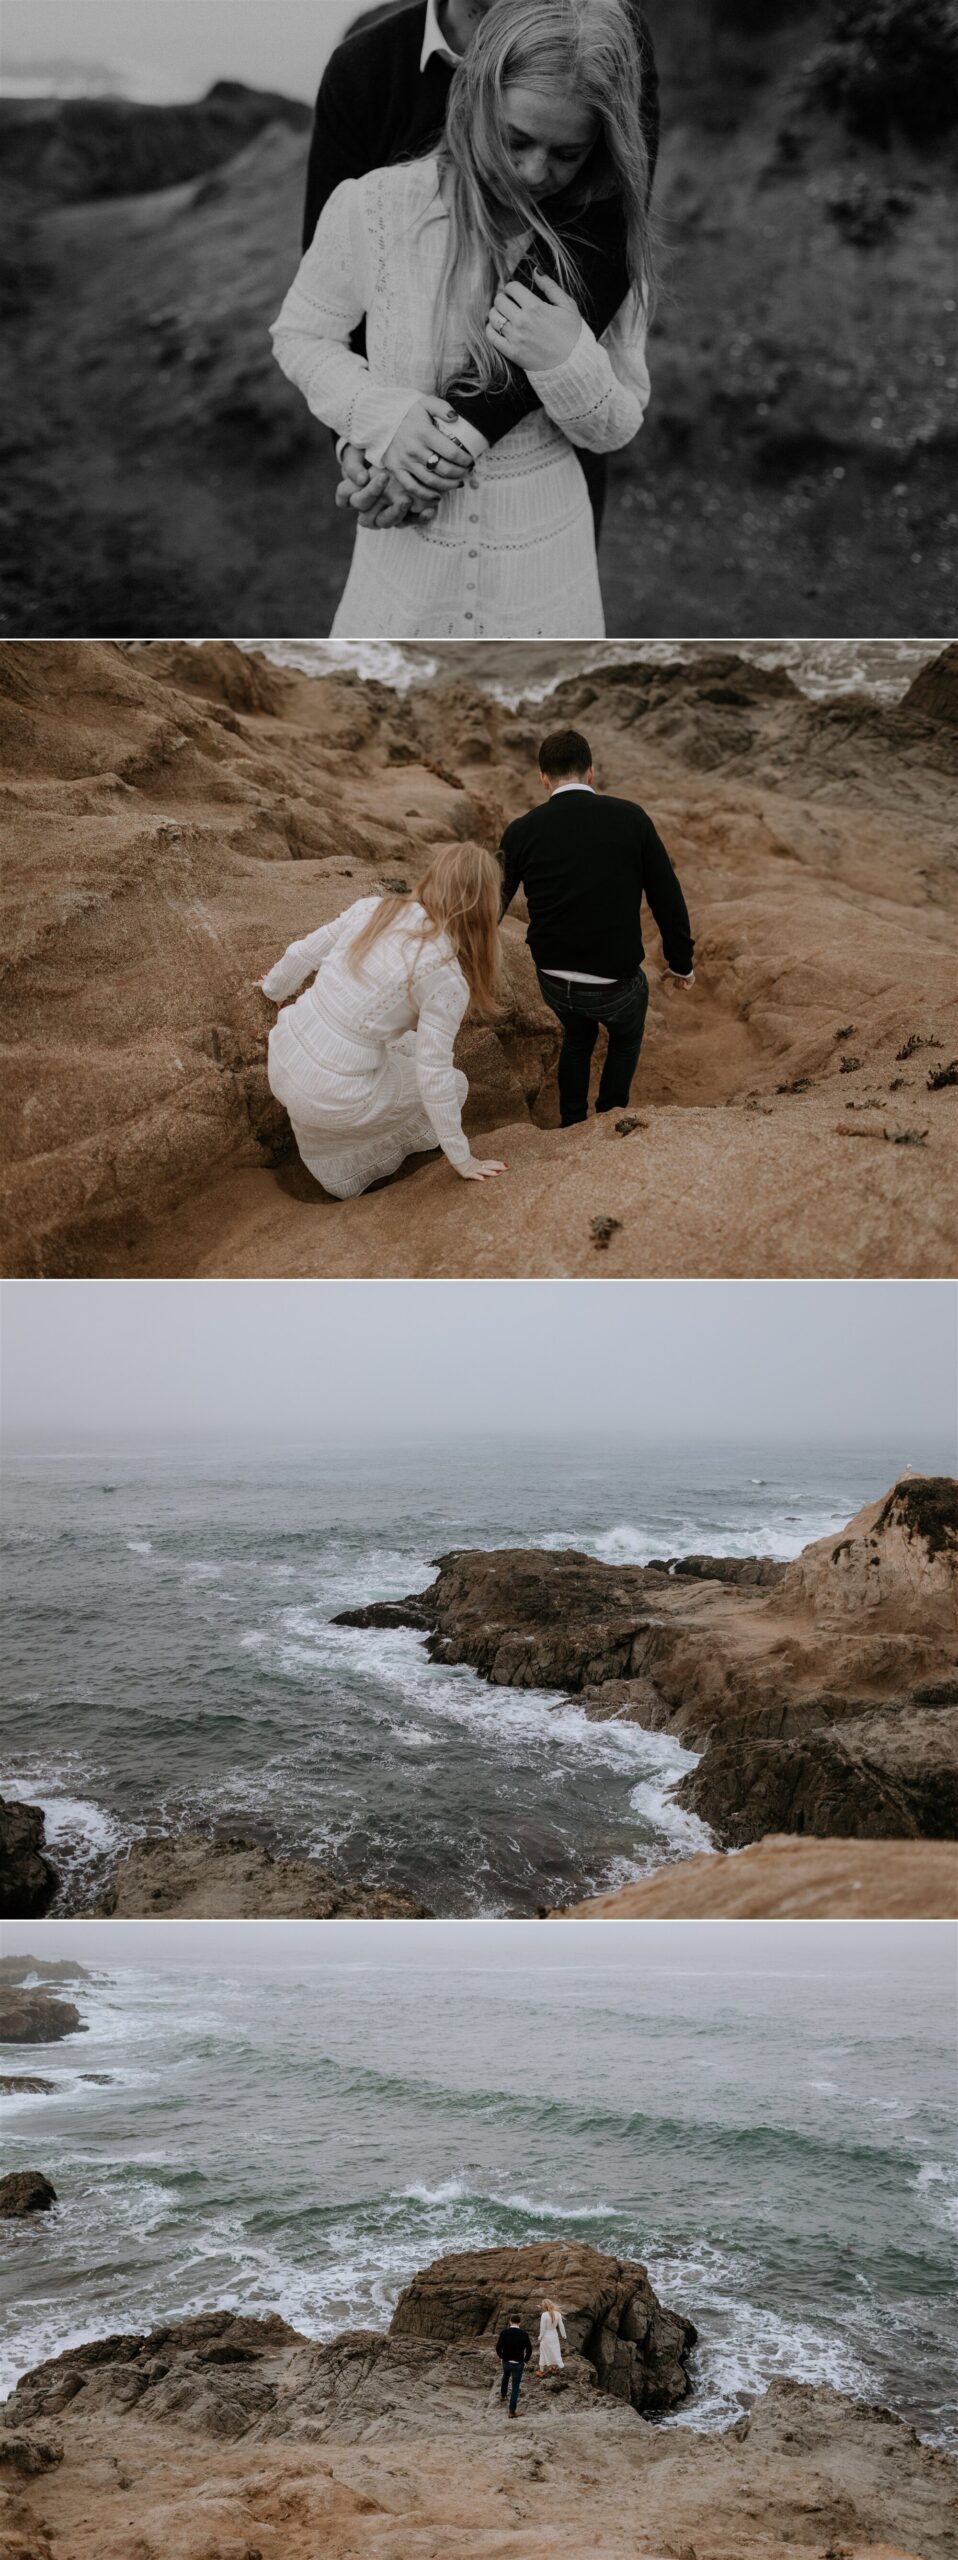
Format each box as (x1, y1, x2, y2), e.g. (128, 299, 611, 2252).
(500, 790, 694, 983)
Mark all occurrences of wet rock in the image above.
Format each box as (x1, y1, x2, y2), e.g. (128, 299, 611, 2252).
(391, 2243, 696, 2414)
(0, 2171, 57, 2218)
(675, 1704, 958, 1844)
(0, 1988, 85, 2044)
(0, 2076, 56, 2095)
(0, 1798, 58, 1919)
(95, 1832, 432, 1919)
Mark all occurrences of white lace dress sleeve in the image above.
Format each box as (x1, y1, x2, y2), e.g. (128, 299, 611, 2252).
(261, 901, 374, 1003)
(270, 178, 424, 465)
(526, 294, 651, 453)
(415, 963, 472, 1166)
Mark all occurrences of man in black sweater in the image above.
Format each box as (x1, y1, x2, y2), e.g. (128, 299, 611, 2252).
(496, 2311, 533, 2417)
(500, 727, 695, 1128)
(302, 0, 659, 536)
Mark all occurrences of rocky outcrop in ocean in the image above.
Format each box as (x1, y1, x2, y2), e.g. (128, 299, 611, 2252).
(337, 1479, 958, 1879)
(0, 2173, 57, 2220)
(0, 1987, 85, 2044)
(94, 1833, 433, 1919)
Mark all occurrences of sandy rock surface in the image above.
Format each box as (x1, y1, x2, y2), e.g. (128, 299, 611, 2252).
(1, 2302, 954, 2560)
(565, 1834, 958, 1918)
(94, 1833, 432, 1918)
(2, 641, 956, 1279)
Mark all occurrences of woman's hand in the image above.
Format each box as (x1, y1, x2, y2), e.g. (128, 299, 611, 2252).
(485, 273, 582, 374)
(381, 397, 478, 500)
(454, 1156, 508, 1181)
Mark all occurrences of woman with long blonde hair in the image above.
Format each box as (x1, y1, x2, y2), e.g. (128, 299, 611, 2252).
(259, 844, 506, 1199)
(537, 2300, 567, 2375)
(271, 0, 655, 638)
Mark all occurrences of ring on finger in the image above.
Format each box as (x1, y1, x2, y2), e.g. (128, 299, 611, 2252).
(425, 450, 440, 469)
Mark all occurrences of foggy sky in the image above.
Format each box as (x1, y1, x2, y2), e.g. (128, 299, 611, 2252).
(2, 1916, 953, 1995)
(3, 0, 360, 102)
(2, 1280, 955, 1449)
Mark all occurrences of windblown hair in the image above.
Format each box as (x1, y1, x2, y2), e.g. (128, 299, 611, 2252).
(346, 842, 502, 1016)
(437, 0, 654, 398)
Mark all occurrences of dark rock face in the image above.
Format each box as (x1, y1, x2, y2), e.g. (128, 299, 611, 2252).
(391, 2244, 696, 2416)
(668, 1554, 787, 1587)
(419, 1549, 664, 1694)
(677, 1704, 958, 1844)
(902, 644, 958, 730)
(332, 1597, 434, 1633)
(877, 1474, 958, 1559)
(0, 2077, 56, 2095)
(0, 1797, 58, 1919)
(0, 2171, 57, 2218)
(0, 1988, 85, 2044)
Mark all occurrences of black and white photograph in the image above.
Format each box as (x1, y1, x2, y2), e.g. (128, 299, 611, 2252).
(2, 0, 956, 635)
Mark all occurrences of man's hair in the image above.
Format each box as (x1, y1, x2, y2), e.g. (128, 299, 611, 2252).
(538, 727, 593, 781)
(508, 2309, 521, 2321)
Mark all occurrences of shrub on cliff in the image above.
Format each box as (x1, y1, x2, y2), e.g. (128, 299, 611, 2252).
(810, 0, 958, 144)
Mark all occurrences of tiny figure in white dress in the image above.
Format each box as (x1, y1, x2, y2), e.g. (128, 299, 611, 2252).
(259, 844, 506, 1200)
(537, 2299, 567, 2375)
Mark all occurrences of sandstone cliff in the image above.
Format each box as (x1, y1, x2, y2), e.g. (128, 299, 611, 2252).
(2, 641, 956, 1281)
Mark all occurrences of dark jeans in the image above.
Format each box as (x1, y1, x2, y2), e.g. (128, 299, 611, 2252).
(500, 2358, 525, 2414)
(536, 967, 650, 1127)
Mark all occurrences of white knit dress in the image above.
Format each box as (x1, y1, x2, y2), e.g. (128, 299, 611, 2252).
(262, 898, 471, 1198)
(538, 2310, 566, 2371)
(270, 158, 651, 639)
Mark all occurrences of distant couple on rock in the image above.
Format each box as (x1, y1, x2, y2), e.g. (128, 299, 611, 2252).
(259, 726, 694, 1199)
(270, 0, 658, 637)
(497, 2301, 567, 2416)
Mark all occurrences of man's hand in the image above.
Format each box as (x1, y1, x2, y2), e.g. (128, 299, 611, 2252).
(662, 971, 695, 993)
(486, 272, 582, 373)
(381, 397, 478, 500)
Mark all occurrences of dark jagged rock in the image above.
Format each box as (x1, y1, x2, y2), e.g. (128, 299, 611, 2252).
(391, 2244, 696, 2416)
(876, 1473, 958, 1559)
(332, 1597, 434, 1633)
(901, 643, 958, 729)
(676, 1705, 958, 1844)
(668, 1554, 787, 1587)
(0, 2170, 57, 2218)
(0, 2076, 56, 2095)
(0, 1797, 58, 1918)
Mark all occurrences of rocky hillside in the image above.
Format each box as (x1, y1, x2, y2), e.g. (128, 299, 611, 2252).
(2, 640, 956, 1282)
(2, 2267, 955, 2559)
(3, 5, 956, 635)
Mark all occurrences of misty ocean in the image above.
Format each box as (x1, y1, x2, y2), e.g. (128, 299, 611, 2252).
(2, 1434, 948, 1917)
(2, 1932, 956, 2446)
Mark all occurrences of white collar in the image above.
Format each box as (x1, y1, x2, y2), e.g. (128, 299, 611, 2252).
(420, 0, 462, 72)
(550, 782, 595, 795)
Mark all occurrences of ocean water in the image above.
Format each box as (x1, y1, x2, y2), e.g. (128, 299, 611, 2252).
(1, 1436, 942, 1917)
(242, 636, 937, 707)
(1, 1931, 956, 2445)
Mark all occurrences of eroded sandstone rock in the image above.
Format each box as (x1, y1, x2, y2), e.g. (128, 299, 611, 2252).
(0, 1988, 85, 2044)
(94, 1832, 432, 1919)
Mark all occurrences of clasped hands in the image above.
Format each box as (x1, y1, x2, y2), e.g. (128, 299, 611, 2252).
(336, 270, 582, 530)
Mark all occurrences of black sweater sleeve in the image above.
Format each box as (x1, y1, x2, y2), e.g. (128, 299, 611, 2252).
(303, 47, 377, 252)
(498, 820, 525, 917)
(641, 821, 695, 977)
